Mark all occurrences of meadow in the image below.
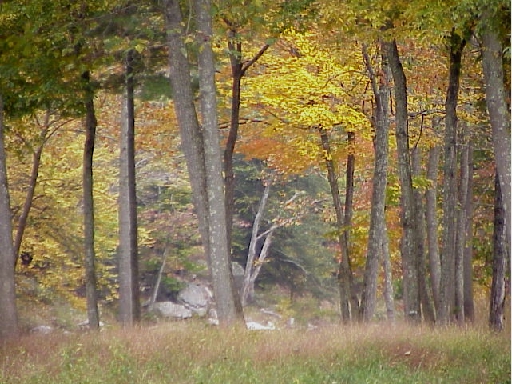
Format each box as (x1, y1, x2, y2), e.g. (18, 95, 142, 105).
(0, 320, 509, 384)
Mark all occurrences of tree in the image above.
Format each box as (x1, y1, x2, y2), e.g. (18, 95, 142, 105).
(489, 172, 509, 331)
(118, 49, 141, 326)
(386, 40, 421, 322)
(164, 0, 243, 325)
(82, 71, 100, 329)
(438, 31, 466, 325)
(480, 3, 511, 263)
(0, 95, 19, 340)
(360, 43, 391, 322)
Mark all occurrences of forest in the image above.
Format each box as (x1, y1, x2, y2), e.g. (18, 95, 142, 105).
(0, 0, 510, 344)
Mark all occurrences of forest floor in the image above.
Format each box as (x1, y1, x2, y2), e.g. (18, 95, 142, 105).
(0, 317, 510, 384)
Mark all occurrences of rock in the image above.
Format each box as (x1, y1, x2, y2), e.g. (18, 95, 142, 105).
(246, 321, 276, 331)
(152, 302, 193, 319)
(31, 325, 54, 334)
(77, 320, 105, 328)
(177, 283, 212, 317)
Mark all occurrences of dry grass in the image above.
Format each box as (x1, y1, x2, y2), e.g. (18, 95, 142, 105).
(0, 320, 509, 383)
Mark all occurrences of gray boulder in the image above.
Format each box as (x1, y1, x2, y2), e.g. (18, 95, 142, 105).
(177, 283, 212, 317)
(152, 302, 192, 319)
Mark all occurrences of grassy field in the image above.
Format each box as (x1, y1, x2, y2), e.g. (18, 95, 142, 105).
(0, 321, 509, 384)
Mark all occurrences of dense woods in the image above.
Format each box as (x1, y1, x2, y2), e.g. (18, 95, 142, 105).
(0, 0, 509, 339)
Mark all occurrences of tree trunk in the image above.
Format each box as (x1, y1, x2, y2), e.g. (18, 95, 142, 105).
(425, 142, 441, 315)
(385, 40, 420, 322)
(481, 9, 511, 247)
(194, 0, 243, 323)
(438, 31, 465, 325)
(164, 0, 210, 256)
(0, 94, 19, 340)
(243, 181, 271, 306)
(223, 31, 242, 256)
(412, 147, 435, 323)
(345, 132, 360, 320)
(319, 128, 353, 323)
(118, 49, 141, 326)
(13, 110, 50, 266)
(463, 144, 475, 322)
(223, 26, 269, 256)
(454, 133, 470, 324)
(360, 43, 390, 322)
(164, 0, 243, 325)
(490, 171, 509, 331)
(82, 71, 100, 329)
(382, 225, 395, 322)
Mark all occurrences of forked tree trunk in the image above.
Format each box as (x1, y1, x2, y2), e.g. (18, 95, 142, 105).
(82, 71, 100, 329)
(243, 181, 271, 306)
(0, 94, 19, 340)
(118, 49, 141, 326)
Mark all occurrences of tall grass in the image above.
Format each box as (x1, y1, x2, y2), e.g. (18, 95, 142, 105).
(0, 321, 509, 384)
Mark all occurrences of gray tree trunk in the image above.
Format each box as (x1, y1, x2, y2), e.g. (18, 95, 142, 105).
(164, 0, 243, 324)
(164, 0, 210, 257)
(490, 172, 509, 331)
(438, 32, 465, 325)
(425, 143, 441, 315)
(82, 71, 100, 329)
(360, 43, 390, 322)
(481, 9, 511, 247)
(454, 133, 470, 324)
(463, 144, 475, 322)
(412, 147, 435, 323)
(195, 0, 243, 324)
(118, 49, 141, 326)
(385, 40, 420, 322)
(243, 182, 271, 306)
(319, 128, 353, 323)
(0, 94, 19, 340)
(382, 225, 395, 322)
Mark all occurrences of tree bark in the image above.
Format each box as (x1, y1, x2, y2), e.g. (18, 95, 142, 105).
(385, 40, 420, 322)
(164, 0, 210, 256)
(243, 181, 271, 306)
(195, 0, 243, 324)
(0, 94, 19, 340)
(463, 144, 475, 322)
(319, 128, 353, 323)
(454, 133, 470, 324)
(13, 110, 50, 266)
(118, 49, 141, 326)
(412, 147, 435, 323)
(82, 71, 100, 329)
(490, 171, 509, 331)
(438, 31, 465, 325)
(360, 43, 390, 322)
(425, 142, 441, 315)
(481, 8, 511, 248)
